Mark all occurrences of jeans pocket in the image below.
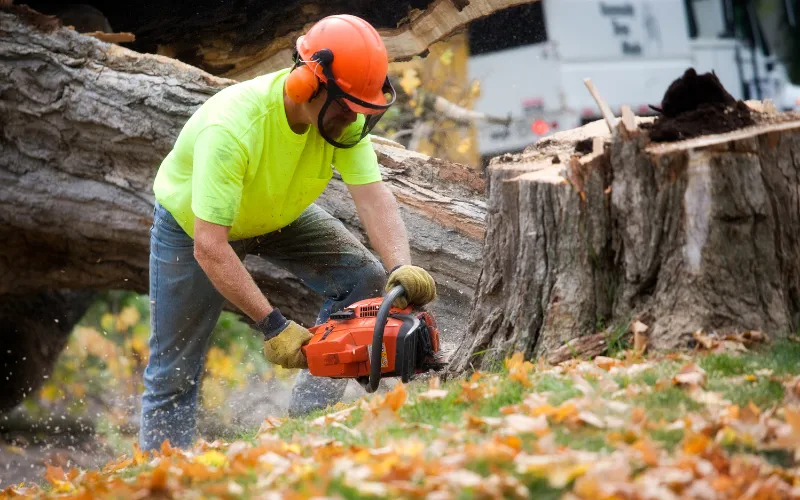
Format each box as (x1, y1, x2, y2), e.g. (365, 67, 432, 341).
(153, 204, 193, 248)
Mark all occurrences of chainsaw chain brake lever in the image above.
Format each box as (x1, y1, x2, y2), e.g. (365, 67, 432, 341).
(366, 284, 406, 393)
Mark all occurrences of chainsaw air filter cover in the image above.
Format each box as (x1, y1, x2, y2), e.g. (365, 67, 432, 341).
(302, 297, 440, 383)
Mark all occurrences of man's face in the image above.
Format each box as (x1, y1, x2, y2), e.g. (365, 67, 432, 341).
(310, 87, 359, 140)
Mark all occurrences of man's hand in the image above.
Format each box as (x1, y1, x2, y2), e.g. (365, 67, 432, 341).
(254, 307, 313, 369)
(262, 322, 313, 369)
(386, 265, 437, 309)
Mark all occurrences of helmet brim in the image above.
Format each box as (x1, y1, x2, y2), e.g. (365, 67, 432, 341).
(344, 89, 388, 115)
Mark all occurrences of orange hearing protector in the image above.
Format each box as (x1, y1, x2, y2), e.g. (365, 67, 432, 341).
(286, 49, 333, 104)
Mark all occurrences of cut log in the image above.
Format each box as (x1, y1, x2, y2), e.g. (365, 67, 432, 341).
(0, 8, 486, 408)
(23, 0, 540, 79)
(447, 101, 800, 374)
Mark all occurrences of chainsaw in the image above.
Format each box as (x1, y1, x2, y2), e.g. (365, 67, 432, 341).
(301, 285, 444, 393)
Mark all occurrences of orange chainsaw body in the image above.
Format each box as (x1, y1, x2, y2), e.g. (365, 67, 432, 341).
(301, 296, 440, 380)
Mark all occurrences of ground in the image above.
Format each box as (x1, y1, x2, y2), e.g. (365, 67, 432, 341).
(4, 318, 800, 498)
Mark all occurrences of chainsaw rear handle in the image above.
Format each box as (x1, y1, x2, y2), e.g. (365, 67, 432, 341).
(367, 284, 406, 393)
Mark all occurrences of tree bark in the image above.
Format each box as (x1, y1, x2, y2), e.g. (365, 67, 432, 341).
(23, 0, 540, 79)
(0, 8, 486, 409)
(448, 110, 800, 374)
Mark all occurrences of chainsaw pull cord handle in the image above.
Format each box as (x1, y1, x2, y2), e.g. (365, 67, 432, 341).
(368, 284, 406, 393)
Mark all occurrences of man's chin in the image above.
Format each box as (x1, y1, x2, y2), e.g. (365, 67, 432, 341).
(322, 124, 348, 141)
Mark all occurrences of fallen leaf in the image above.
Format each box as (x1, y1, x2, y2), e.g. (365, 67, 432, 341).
(311, 406, 356, 426)
(693, 330, 717, 350)
(44, 465, 67, 484)
(632, 320, 649, 355)
(682, 432, 711, 455)
(503, 414, 549, 435)
(417, 389, 449, 401)
(594, 356, 622, 371)
(257, 415, 285, 435)
(632, 438, 660, 466)
(578, 411, 606, 428)
(674, 362, 707, 388)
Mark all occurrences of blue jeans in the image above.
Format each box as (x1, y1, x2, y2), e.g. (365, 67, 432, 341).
(140, 202, 386, 451)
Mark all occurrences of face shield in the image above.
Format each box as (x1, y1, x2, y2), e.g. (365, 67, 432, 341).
(314, 57, 396, 149)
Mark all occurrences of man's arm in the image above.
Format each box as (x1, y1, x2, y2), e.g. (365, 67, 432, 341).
(193, 217, 273, 322)
(347, 180, 411, 271)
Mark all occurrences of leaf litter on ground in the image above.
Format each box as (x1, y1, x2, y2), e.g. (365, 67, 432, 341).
(7, 333, 800, 499)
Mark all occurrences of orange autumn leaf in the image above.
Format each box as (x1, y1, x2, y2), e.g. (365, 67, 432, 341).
(148, 459, 170, 493)
(382, 382, 407, 411)
(44, 465, 67, 484)
(683, 433, 711, 455)
(631, 406, 647, 425)
(102, 457, 134, 474)
(674, 362, 707, 388)
(506, 353, 534, 387)
(785, 406, 800, 432)
(159, 440, 180, 457)
(632, 438, 659, 467)
(133, 442, 150, 466)
(552, 402, 579, 424)
(458, 380, 488, 403)
(178, 461, 224, 482)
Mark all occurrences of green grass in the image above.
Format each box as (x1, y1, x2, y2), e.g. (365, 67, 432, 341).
(535, 375, 581, 405)
(553, 427, 611, 452)
(708, 377, 785, 408)
(477, 378, 527, 415)
(699, 353, 748, 376)
(649, 428, 685, 448)
(635, 386, 702, 423)
(696, 340, 800, 410)
(700, 340, 800, 378)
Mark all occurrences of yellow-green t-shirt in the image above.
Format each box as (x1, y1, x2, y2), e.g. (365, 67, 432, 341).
(152, 68, 382, 240)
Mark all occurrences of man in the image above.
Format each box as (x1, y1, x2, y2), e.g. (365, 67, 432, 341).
(140, 14, 437, 451)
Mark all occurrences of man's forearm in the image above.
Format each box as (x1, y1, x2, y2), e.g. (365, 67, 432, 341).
(195, 242, 272, 322)
(358, 186, 412, 271)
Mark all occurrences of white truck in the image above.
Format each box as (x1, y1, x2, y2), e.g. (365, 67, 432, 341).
(468, 0, 800, 159)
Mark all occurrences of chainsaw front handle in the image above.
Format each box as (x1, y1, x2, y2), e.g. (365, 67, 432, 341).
(367, 284, 405, 393)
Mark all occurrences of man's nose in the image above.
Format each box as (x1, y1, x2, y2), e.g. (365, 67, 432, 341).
(341, 107, 357, 122)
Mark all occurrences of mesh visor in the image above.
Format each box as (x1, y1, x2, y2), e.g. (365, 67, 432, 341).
(317, 78, 395, 149)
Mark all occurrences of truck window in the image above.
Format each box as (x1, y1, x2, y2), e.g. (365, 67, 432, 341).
(468, 2, 548, 55)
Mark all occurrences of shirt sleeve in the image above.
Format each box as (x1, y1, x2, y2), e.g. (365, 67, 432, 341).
(332, 134, 383, 185)
(191, 125, 249, 226)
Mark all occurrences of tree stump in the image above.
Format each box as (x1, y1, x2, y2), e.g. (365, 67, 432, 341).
(448, 100, 800, 373)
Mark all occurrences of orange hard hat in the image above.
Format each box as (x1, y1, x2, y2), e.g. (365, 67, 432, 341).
(294, 14, 389, 114)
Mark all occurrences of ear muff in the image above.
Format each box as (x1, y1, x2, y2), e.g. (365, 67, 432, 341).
(285, 49, 334, 103)
(286, 65, 318, 103)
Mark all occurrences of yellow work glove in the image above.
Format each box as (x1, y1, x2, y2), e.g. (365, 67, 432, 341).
(256, 308, 313, 369)
(386, 265, 437, 309)
(263, 322, 313, 369)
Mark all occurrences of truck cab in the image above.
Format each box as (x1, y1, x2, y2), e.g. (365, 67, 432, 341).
(469, 0, 800, 160)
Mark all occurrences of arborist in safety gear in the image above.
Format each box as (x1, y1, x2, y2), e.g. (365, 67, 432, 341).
(140, 14, 437, 451)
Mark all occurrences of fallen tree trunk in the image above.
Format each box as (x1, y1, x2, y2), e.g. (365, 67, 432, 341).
(24, 0, 541, 79)
(0, 9, 485, 408)
(448, 103, 800, 374)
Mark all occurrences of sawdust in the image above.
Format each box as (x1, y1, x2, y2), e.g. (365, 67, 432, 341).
(643, 68, 756, 143)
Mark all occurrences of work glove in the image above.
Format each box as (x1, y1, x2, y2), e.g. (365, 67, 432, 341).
(386, 265, 437, 309)
(255, 308, 313, 369)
